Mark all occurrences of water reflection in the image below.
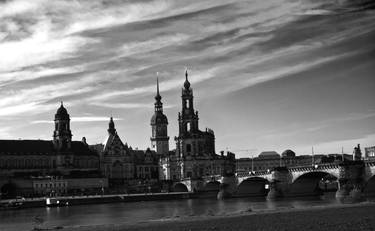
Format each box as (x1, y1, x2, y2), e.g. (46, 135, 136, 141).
(0, 194, 339, 231)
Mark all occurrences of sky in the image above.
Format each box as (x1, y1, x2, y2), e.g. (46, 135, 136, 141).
(0, 0, 374, 158)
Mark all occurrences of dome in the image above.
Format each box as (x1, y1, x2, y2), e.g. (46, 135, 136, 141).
(55, 102, 70, 120)
(150, 112, 168, 125)
(282, 149, 296, 158)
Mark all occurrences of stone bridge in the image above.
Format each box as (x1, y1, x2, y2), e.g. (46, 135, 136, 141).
(173, 160, 375, 201)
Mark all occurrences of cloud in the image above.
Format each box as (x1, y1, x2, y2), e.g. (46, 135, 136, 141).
(0, 102, 56, 117)
(0, 0, 374, 153)
(88, 67, 218, 102)
(0, 65, 85, 86)
(91, 102, 175, 109)
(31, 116, 123, 124)
(118, 33, 190, 57)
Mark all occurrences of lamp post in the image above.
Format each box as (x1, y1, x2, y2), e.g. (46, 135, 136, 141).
(100, 180, 104, 196)
(251, 153, 254, 173)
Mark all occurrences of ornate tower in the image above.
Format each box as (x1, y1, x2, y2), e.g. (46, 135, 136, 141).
(150, 77, 169, 155)
(53, 102, 72, 150)
(178, 70, 199, 136)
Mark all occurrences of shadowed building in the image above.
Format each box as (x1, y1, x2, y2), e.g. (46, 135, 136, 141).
(156, 71, 233, 183)
(365, 146, 375, 160)
(0, 103, 106, 198)
(100, 117, 134, 186)
(173, 71, 227, 180)
(98, 117, 160, 192)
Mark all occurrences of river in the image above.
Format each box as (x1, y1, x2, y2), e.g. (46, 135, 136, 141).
(0, 193, 341, 231)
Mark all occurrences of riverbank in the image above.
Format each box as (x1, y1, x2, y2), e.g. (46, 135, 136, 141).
(0, 192, 193, 209)
(53, 202, 375, 231)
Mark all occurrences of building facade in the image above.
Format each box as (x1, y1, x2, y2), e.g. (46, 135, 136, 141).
(98, 117, 160, 192)
(0, 103, 107, 198)
(365, 146, 375, 160)
(100, 117, 134, 186)
(156, 71, 233, 181)
(236, 149, 354, 174)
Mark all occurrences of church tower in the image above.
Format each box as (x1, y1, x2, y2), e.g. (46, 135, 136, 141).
(178, 70, 199, 136)
(53, 102, 72, 150)
(150, 77, 169, 155)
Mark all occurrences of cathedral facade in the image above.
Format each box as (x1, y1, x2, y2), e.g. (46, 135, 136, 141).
(98, 117, 160, 191)
(155, 71, 233, 181)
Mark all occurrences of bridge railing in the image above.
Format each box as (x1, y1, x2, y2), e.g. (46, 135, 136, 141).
(202, 175, 222, 182)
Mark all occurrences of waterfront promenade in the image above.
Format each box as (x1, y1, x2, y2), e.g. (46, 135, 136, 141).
(56, 202, 375, 231)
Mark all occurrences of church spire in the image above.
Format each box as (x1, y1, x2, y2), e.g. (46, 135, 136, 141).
(154, 74, 163, 112)
(108, 116, 116, 135)
(155, 75, 161, 102)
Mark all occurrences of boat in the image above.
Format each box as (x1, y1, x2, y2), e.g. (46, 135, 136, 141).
(0, 200, 24, 210)
(46, 198, 69, 207)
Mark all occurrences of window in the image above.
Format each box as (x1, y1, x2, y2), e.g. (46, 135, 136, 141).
(186, 144, 192, 153)
(186, 122, 191, 132)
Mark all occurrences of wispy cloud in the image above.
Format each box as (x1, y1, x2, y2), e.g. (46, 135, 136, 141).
(31, 116, 123, 124)
(0, 0, 374, 152)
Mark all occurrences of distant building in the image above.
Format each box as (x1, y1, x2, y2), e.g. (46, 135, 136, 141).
(236, 150, 325, 173)
(365, 146, 375, 160)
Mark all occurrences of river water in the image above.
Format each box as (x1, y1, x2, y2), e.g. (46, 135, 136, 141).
(0, 193, 341, 231)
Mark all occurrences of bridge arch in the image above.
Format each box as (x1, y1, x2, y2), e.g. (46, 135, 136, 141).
(237, 177, 269, 197)
(173, 183, 189, 192)
(1, 182, 17, 199)
(289, 171, 338, 196)
(203, 181, 220, 192)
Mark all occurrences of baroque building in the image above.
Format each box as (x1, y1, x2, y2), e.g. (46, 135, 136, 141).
(158, 71, 233, 182)
(174, 71, 219, 179)
(101, 117, 134, 186)
(0, 103, 106, 198)
(98, 117, 160, 192)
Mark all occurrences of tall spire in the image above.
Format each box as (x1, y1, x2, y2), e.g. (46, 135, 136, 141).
(154, 74, 163, 112)
(155, 74, 161, 101)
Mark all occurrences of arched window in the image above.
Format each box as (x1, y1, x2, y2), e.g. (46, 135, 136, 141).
(186, 122, 191, 132)
(185, 99, 190, 109)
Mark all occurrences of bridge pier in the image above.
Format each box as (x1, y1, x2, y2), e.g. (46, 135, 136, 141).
(267, 167, 291, 200)
(336, 161, 365, 202)
(217, 175, 237, 199)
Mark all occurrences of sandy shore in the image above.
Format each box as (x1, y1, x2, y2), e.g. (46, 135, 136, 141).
(50, 202, 375, 231)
